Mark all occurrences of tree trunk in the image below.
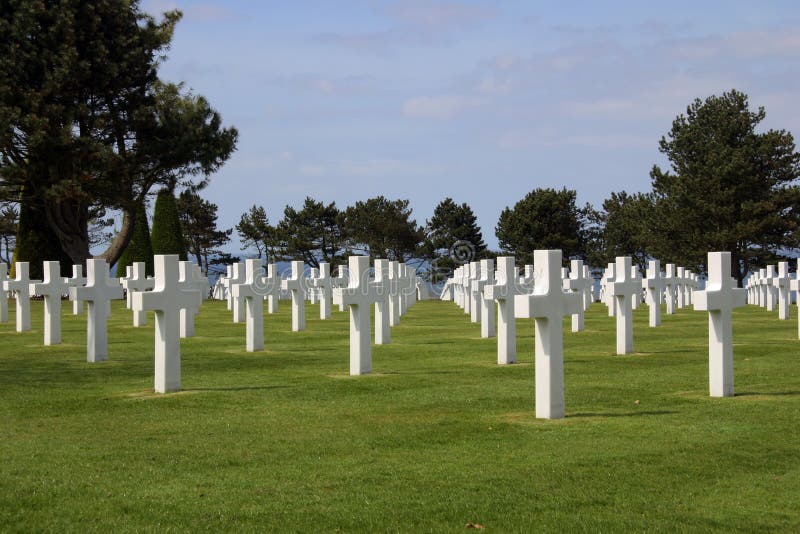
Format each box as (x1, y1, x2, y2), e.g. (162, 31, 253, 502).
(44, 196, 91, 266)
(99, 206, 135, 267)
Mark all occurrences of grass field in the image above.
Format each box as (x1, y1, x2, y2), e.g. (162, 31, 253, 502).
(1, 297, 799, 532)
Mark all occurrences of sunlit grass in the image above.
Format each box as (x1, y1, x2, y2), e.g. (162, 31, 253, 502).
(0, 298, 798, 532)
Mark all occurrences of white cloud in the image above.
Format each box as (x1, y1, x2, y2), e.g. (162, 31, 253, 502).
(403, 95, 483, 119)
(383, 1, 496, 30)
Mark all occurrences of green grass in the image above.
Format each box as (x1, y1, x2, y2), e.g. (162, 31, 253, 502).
(1, 298, 799, 532)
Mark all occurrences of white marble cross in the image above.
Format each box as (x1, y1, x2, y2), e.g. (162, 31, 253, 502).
(515, 250, 580, 419)
(282, 260, 306, 331)
(630, 265, 643, 310)
(604, 262, 616, 317)
(474, 259, 495, 338)
(791, 259, 800, 338)
(30, 261, 68, 345)
(609, 256, 639, 355)
(694, 251, 747, 397)
(313, 262, 333, 319)
(178, 261, 206, 338)
(132, 254, 202, 393)
(461, 262, 472, 317)
(232, 258, 265, 352)
(0, 263, 8, 323)
(774, 261, 791, 320)
(664, 263, 678, 314)
(333, 265, 348, 312)
(468, 261, 482, 323)
(373, 259, 391, 345)
(485, 256, 522, 365)
(263, 263, 281, 314)
(334, 255, 383, 375)
(676, 267, 687, 308)
(398, 263, 415, 317)
(582, 265, 593, 310)
(4, 262, 39, 332)
(70, 259, 122, 362)
(764, 265, 777, 311)
(66, 265, 86, 315)
(388, 260, 402, 326)
(643, 260, 664, 327)
(121, 262, 154, 326)
(307, 268, 319, 304)
(563, 259, 590, 332)
(228, 262, 246, 323)
(222, 264, 233, 310)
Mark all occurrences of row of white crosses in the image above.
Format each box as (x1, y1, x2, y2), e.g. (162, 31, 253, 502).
(746, 262, 795, 321)
(333, 256, 419, 375)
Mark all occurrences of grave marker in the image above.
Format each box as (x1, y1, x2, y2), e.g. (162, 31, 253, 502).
(694, 251, 747, 398)
(515, 250, 580, 419)
(334, 255, 382, 375)
(132, 254, 201, 393)
(30, 261, 68, 345)
(485, 256, 521, 365)
(282, 261, 306, 331)
(232, 258, 265, 352)
(643, 260, 664, 327)
(69, 259, 122, 362)
(4, 262, 38, 332)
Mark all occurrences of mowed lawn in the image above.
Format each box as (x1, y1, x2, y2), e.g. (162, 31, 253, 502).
(1, 297, 799, 532)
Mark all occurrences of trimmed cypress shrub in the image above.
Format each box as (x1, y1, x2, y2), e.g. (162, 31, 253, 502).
(116, 201, 155, 277)
(150, 188, 187, 260)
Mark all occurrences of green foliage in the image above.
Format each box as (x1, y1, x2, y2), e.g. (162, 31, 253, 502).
(496, 187, 587, 265)
(115, 201, 154, 277)
(177, 190, 231, 274)
(341, 196, 425, 261)
(650, 89, 800, 281)
(586, 191, 655, 270)
(1, 301, 799, 531)
(11, 190, 71, 279)
(424, 198, 486, 281)
(0, 2, 237, 263)
(236, 205, 275, 259)
(150, 188, 187, 260)
(276, 197, 346, 268)
(0, 201, 18, 265)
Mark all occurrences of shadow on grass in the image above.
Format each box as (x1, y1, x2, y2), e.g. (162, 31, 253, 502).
(569, 410, 678, 418)
(185, 385, 294, 392)
(735, 391, 800, 397)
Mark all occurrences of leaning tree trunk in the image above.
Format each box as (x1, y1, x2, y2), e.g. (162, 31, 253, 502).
(99, 206, 135, 267)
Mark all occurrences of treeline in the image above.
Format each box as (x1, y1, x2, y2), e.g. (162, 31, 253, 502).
(234, 90, 800, 284)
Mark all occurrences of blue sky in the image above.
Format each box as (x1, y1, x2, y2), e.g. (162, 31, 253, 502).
(142, 0, 800, 252)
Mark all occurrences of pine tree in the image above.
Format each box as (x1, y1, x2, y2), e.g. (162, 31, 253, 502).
(150, 189, 187, 260)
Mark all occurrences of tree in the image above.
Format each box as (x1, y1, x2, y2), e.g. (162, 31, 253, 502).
(587, 191, 655, 271)
(276, 197, 346, 268)
(0, 201, 18, 265)
(150, 188, 187, 260)
(177, 189, 231, 275)
(236, 205, 275, 259)
(116, 201, 154, 277)
(11, 190, 71, 279)
(495, 187, 587, 265)
(341, 196, 425, 262)
(0, 2, 237, 266)
(424, 198, 486, 281)
(650, 89, 800, 283)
